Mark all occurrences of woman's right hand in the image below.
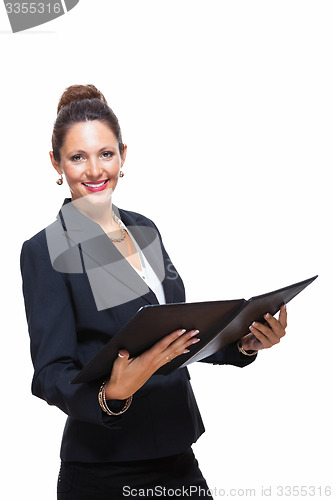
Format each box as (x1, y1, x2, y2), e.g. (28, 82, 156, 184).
(104, 328, 200, 400)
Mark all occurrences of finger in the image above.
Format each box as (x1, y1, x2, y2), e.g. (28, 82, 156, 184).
(162, 347, 191, 366)
(278, 304, 288, 330)
(249, 322, 280, 347)
(118, 349, 130, 359)
(109, 349, 131, 381)
(263, 312, 287, 339)
(112, 349, 130, 371)
(163, 348, 189, 364)
(162, 330, 200, 354)
(154, 328, 199, 354)
(153, 328, 187, 353)
(248, 325, 274, 348)
(159, 330, 201, 365)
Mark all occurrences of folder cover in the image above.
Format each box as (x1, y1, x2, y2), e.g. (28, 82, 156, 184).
(71, 275, 317, 383)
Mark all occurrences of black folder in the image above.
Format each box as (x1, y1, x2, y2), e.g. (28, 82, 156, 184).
(71, 275, 317, 383)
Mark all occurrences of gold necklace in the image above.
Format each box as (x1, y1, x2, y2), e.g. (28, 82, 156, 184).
(110, 212, 127, 242)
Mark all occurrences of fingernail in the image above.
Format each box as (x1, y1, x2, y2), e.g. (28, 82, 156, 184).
(178, 329, 187, 336)
(265, 313, 270, 319)
(191, 338, 200, 344)
(283, 304, 287, 310)
(183, 349, 190, 354)
(118, 352, 125, 358)
(252, 321, 257, 327)
(190, 329, 200, 337)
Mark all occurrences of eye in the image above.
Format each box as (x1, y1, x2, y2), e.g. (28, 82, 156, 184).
(71, 154, 84, 162)
(101, 151, 114, 159)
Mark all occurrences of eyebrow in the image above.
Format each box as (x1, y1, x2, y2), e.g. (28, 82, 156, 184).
(67, 146, 117, 156)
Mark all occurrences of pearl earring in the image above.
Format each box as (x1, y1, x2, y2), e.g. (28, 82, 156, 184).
(56, 175, 63, 185)
(119, 170, 124, 178)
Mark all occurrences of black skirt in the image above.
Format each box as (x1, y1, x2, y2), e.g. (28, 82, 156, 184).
(57, 448, 210, 499)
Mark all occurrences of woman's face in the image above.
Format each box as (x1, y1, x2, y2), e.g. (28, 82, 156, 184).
(50, 120, 127, 202)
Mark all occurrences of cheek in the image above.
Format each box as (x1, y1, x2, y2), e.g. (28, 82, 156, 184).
(109, 159, 121, 175)
(62, 165, 81, 183)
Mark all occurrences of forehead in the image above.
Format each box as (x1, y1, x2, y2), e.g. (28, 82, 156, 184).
(62, 121, 118, 151)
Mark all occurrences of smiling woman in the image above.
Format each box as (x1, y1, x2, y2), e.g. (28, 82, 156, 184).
(50, 85, 128, 236)
(20, 84, 287, 500)
(50, 120, 127, 200)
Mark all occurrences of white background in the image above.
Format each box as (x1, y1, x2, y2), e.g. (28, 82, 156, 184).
(1, 1, 331, 498)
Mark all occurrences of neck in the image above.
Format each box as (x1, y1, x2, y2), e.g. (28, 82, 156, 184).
(71, 192, 116, 231)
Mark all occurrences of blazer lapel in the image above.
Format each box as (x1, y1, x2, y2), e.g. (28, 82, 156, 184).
(117, 208, 165, 280)
(118, 208, 178, 304)
(54, 200, 164, 308)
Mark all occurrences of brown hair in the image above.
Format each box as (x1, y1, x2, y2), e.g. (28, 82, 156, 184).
(52, 84, 125, 162)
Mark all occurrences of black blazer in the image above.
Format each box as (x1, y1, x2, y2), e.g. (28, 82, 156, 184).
(20, 199, 256, 462)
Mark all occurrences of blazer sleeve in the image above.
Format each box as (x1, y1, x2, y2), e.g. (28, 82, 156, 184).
(20, 237, 121, 429)
(199, 341, 257, 367)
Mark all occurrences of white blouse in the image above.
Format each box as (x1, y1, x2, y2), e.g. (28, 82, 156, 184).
(123, 224, 167, 305)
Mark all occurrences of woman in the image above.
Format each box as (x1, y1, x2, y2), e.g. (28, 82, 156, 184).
(20, 84, 287, 499)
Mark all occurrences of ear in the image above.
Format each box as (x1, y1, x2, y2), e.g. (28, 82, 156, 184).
(121, 144, 127, 167)
(49, 151, 63, 175)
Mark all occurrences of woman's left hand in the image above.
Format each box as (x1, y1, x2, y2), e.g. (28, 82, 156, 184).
(239, 305, 287, 352)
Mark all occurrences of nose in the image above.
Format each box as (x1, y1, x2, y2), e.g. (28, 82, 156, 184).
(85, 157, 103, 179)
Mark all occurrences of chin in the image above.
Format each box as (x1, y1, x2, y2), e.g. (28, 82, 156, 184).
(73, 188, 114, 207)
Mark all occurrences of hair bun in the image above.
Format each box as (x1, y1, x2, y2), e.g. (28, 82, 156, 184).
(57, 84, 108, 114)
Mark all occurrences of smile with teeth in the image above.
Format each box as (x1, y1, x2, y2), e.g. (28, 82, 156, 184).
(83, 180, 108, 188)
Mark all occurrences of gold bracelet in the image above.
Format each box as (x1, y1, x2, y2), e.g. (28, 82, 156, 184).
(98, 380, 133, 416)
(238, 342, 258, 357)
